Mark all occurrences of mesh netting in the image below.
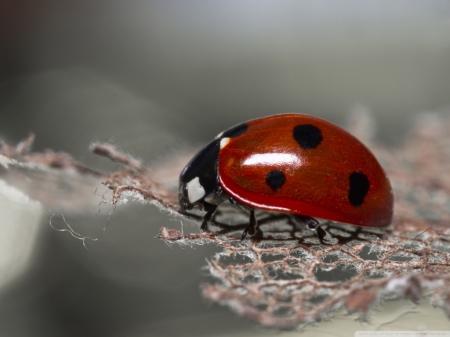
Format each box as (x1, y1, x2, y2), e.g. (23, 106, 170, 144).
(1, 113, 450, 329)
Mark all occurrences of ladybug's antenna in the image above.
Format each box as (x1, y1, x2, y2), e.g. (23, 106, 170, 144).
(407, 227, 442, 249)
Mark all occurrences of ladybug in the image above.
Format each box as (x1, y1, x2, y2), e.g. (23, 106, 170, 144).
(179, 113, 393, 241)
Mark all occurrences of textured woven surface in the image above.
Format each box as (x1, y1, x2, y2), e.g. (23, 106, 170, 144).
(1, 113, 450, 329)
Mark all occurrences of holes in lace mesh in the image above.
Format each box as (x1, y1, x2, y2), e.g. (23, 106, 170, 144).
(286, 258, 304, 268)
(321, 250, 352, 263)
(261, 252, 286, 263)
(304, 288, 332, 304)
(277, 295, 293, 303)
(283, 284, 314, 296)
(294, 229, 316, 239)
(364, 269, 394, 279)
(387, 251, 418, 262)
(239, 270, 264, 284)
(265, 264, 305, 280)
(257, 241, 292, 249)
(218, 251, 255, 264)
(232, 287, 248, 295)
(290, 248, 314, 262)
(280, 285, 298, 295)
(304, 294, 329, 305)
(398, 241, 425, 251)
(427, 253, 446, 263)
(357, 245, 384, 261)
(254, 302, 269, 312)
(402, 230, 432, 240)
(314, 263, 361, 282)
(432, 240, 450, 253)
(273, 306, 295, 317)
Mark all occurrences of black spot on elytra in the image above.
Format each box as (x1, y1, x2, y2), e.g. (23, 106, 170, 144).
(221, 122, 248, 138)
(266, 170, 286, 191)
(293, 124, 323, 149)
(348, 171, 370, 207)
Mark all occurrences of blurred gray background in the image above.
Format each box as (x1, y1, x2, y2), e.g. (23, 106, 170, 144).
(1, 1, 450, 336)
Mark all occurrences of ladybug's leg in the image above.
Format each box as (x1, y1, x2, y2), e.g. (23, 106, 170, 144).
(241, 210, 258, 241)
(294, 215, 327, 244)
(307, 219, 328, 244)
(201, 202, 218, 231)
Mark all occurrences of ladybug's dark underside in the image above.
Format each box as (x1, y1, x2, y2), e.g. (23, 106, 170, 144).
(179, 114, 393, 241)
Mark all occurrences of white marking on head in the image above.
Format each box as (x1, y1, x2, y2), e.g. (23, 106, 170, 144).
(186, 177, 206, 203)
(220, 137, 230, 150)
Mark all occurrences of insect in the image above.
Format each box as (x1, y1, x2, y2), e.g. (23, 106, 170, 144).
(179, 114, 393, 241)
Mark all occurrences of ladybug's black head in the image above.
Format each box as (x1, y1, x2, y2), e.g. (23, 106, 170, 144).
(179, 139, 220, 210)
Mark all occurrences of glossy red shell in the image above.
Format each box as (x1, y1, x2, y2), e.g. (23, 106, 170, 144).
(218, 114, 393, 227)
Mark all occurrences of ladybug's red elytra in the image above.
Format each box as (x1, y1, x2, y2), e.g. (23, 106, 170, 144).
(179, 114, 393, 241)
